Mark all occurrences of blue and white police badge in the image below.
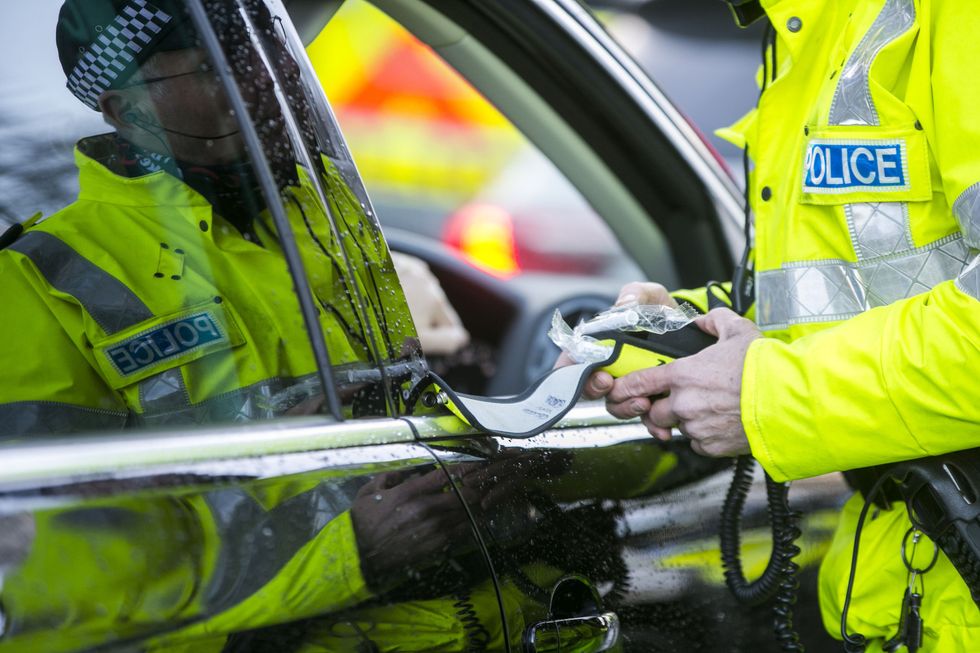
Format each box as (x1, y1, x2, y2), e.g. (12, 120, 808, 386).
(802, 138, 910, 195)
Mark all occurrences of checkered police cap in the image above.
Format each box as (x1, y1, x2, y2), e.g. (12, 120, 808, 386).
(56, 0, 199, 110)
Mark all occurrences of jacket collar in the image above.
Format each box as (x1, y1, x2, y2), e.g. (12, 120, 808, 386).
(75, 133, 211, 211)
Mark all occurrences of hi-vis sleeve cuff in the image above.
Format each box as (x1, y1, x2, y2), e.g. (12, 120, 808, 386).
(741, 338, 796, 482)
(671, 283, 732, 314)
(741, 306, 930, 482)
(744, 279, 980, 481)
(148, 511, 372, 648)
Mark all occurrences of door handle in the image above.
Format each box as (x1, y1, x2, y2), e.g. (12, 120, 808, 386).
(523, 611, 620, 653)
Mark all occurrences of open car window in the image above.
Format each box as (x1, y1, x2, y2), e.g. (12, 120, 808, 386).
(309, 1, 649, 285)
(305, 0, 657, 398)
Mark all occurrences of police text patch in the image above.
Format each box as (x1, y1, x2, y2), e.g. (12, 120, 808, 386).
(802, 139, 909, 194)
(105, 311, 226, 376)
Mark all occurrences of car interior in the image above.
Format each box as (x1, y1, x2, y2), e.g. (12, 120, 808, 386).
(287, 0, 740, 397)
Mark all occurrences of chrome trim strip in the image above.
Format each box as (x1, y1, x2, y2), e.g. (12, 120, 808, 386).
(9, 231, 153, 335)
(0, 402, 127, 436)
(756, 235, 971, 329)
(407, 401, 647, 445)
(0, 418, 413, 486)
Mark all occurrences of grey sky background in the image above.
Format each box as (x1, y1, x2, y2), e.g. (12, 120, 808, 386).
(0, 1, 106, 226)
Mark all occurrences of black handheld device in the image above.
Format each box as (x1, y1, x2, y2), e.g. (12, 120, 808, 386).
(892, 450, 980, 604)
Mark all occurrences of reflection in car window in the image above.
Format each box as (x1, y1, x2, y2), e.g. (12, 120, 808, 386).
(0, 0, 420, 437)
(0, 442, 508, 652)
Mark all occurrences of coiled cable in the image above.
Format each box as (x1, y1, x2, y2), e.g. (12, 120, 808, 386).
(720, 455, 805, 651)
(453, 592, 491, 653)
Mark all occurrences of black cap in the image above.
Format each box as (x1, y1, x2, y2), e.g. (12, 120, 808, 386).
(56, 0, 200, 110)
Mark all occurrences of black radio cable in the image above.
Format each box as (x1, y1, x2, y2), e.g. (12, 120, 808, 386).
(720, 456, 805, 652)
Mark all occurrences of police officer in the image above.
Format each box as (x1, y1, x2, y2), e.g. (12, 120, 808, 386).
(593, 0, 980, 649)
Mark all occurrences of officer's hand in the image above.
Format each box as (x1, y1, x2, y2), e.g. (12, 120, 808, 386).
(351, 469, 479, 588)
(606, 308, 760, 457)
(284, 393, 326, 415)
(556, 281, 678, 400)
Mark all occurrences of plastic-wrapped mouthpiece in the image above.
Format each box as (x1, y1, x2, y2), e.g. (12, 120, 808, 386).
(548, 302, 698, 363)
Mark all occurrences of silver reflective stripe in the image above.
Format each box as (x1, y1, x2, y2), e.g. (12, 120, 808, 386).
(845, 202, 913, 259)
(203, 483, 349, 611)
(760, 0, 927, 327)
(828, 0, 915, 261)
(955, 255, 980, 300)
(0, 402, 127, 436)
(829, 0, 916, 127)
(134, 374, 321, 426)
(757, 235, 971, 329)
(952, 184, 980, 300)
(138, 368, 190, 415)
(831, 0, 917, 263)
(9, 231, 153, 335)
(952, 182, 980, 248)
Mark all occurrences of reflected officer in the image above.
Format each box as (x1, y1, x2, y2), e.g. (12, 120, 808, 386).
(0, 0, 409, 433)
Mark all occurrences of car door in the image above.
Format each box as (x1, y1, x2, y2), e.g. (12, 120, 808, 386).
(0, 1, 510, 651)
(304, 1, 848, 651)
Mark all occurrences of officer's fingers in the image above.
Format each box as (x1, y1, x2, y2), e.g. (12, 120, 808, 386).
(396, 467, 455, 496)
(357, 470, 402, 496)
(408, 491, 469, 523)
(479, 480, 520, 512)
(640, 413, 673, 442)
(695, 308, 758, 340)
(554, 351, 576, 369)
(688, 438, 708, 457)
(606, 394, 652, 420)
(583, 371, 614, 399)
(647, 396, 678, 431)
(615, 281, 677, 307)
(608, 366, 672, 404)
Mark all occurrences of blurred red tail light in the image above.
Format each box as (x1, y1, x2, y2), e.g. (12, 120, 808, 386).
(442, 203, 522, 278)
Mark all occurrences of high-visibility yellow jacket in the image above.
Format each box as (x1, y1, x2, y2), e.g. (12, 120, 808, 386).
(714, 0, 980, 648)
(1, 474, 519, 653)
(0, 136, 523, 652)
(0, 134, 412, 433)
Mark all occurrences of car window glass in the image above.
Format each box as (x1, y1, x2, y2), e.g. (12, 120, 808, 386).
(310, 1, 644, 283)
(0, 0, 418, 438)
(209, 0, 423, 417)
